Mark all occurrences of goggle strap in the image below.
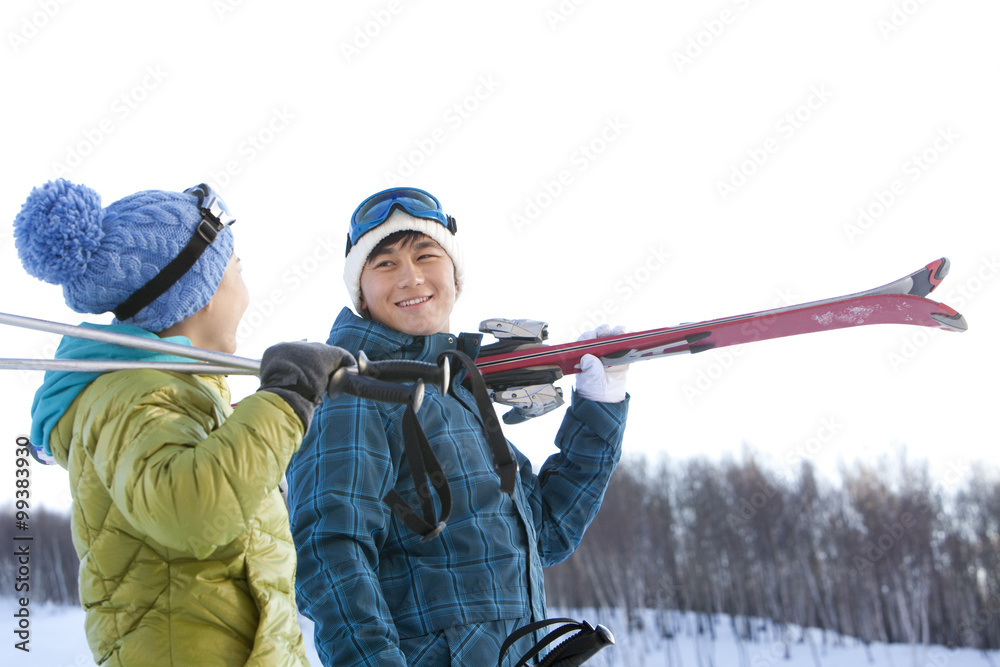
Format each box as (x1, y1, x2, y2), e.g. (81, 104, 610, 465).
(344, 209, 458, 257)
(113, 213, 224, 322)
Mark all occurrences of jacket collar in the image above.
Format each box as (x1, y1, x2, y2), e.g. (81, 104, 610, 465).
(327, 307, 482, 364)
(30, 323, 201, 461)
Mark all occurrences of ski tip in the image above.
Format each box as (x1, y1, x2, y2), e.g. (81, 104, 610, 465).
(931, 310, 968, 333)
(908, 258, 950, 297)
(928, 257, 950, 286)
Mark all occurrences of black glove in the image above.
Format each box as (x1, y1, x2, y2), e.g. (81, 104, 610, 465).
(258, 342, 356, 429)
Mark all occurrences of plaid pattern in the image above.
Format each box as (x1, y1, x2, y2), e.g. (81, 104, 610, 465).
(287, 308, 628, 666)
(399, 617, 539, 666)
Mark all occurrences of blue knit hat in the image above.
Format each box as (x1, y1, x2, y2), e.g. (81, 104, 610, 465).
(13, 179, 234, 332)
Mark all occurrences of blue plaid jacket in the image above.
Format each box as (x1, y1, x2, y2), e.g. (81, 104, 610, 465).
(287, 308, 628, 666)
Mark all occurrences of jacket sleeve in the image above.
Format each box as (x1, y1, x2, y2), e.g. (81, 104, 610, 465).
(286, 395, 408, 667)
(90, 372, 304, 559)
(524, 390, 629, 566)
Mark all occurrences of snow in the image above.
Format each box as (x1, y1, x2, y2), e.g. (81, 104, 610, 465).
(812, 312, 836, 327)
(812, 305, 880, 327)
(838, 305, 877, 324)
(547, 608, 1000, 667)
(6, 601, 998, 666)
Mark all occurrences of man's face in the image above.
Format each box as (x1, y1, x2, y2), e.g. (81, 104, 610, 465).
(358, 233, 457, 336)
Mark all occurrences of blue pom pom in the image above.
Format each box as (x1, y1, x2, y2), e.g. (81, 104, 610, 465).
(14, 179, 104, 285)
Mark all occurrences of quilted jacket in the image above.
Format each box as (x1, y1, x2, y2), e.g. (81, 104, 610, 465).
(35, 324, 310, 666)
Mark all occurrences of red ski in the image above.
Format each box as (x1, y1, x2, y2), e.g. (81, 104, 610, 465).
(476, 258, 967, 378)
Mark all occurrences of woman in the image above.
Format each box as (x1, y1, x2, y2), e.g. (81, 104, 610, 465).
(14, 178, 352, 666)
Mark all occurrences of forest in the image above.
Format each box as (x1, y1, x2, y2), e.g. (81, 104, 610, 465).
(546, 450, 1000, 651)
(3, 449, 998, 651)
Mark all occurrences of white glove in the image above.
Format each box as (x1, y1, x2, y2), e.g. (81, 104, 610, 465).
(575, 324, 629, 403)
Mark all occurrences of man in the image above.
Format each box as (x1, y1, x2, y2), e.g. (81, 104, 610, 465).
(287, 187, 630, 665)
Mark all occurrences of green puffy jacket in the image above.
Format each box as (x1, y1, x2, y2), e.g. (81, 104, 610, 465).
(48, 365, 310, 666)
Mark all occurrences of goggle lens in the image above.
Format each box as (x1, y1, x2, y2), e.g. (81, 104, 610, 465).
(184, 183, 236, 227)
(348, 187, 453, 248)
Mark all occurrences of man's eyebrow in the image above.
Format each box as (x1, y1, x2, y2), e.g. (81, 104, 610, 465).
(366, 248, 394, 265)
(367, 240, 443, 265)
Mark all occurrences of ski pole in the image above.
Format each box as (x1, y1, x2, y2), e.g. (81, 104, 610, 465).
(498, 619, 615, 667)
(0, 311, 258, 372)
(0, 359, 253, 375)
(0, 312, 442, 410)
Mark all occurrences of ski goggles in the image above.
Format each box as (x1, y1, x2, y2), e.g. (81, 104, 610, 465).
(113, 183, 235, 321)
(347, 187, 456, 256)
(185, 182, 236, 228)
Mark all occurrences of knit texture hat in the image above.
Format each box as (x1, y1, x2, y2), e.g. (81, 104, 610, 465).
(14, 179, 234, 332)
(343, 209, 464, 313)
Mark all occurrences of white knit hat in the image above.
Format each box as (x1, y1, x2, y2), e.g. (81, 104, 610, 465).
(343, 210, 465, 313)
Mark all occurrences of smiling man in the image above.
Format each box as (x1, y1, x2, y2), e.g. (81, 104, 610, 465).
(286, 187, 631, 666)
(358, 232, 457, 335)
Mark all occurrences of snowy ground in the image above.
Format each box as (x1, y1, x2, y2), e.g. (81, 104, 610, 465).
(4, 600, 998, 666)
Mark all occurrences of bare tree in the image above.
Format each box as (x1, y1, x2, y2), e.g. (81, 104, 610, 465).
(545, 449, 1000, 651)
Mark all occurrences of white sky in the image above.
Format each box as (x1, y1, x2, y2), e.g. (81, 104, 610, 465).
(1, 0, 997, 514)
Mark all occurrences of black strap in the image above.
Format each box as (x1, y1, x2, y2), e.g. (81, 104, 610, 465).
(383, 404, 452, 541)
(113, 215, 224, 322)
(439, 349, 518, 496)
(535, 623, 612, 667)
(499, 618, 600, 667)
(382, 348, 514, 540)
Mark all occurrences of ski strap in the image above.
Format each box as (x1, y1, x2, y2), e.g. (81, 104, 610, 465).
(382, 348, 515, 540)
(498, 618, 615, 667)
(439, 349, 518, 496)
(383, 403, 452, 541)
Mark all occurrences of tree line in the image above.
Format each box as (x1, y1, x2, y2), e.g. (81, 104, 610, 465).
(546, 449, 1000, 651)
(2, 448, 997, 651)
(0, 504, 78, 606)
